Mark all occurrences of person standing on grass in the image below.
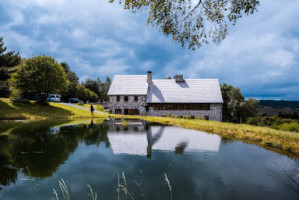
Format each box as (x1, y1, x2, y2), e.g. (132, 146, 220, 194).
(145, 103, 149, 116)
(90, 104, 95, 116)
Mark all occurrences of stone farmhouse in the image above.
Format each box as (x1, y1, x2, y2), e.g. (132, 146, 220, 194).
(107, 71, 223, 121)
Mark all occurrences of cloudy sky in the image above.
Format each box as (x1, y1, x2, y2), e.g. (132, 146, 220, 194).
(0, 0, 298, 100)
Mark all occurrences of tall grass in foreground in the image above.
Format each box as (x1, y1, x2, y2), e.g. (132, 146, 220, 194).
(23, 167, 298, 200)
(52, 179, 71, 200)
(268, 162, 299, 195)
(51, 173, 173, 200)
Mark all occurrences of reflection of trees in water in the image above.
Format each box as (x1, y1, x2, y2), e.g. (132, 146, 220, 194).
(174, 142, 188, 154)
(0, 120, 110, 186)
(0, 135, 17, 189)
(0, 152, 17, 190)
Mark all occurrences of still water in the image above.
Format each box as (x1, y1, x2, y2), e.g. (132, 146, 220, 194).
(0, 119, 298, 200)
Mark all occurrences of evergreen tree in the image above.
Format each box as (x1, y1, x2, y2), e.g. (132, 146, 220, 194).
(0, 37, 21, 97)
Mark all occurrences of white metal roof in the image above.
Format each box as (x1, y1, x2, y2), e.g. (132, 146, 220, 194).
(108, 75, 223, 103)
(146, 79, 223, 103)
(108, 75, 148, 95)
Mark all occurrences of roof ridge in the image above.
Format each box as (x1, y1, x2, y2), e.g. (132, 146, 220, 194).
(152, 78, 219, 80)
(114, 75, 147, 76)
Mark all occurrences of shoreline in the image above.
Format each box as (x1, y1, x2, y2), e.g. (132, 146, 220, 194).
(1, 98, 299, 157)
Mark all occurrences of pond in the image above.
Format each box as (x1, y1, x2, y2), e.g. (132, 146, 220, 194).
(0, 119, 298, 200)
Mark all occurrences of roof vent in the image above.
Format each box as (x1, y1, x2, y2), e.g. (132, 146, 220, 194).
(174, 75, 184, 83)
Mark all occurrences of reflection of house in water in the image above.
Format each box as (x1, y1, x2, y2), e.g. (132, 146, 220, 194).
(108, 122, 221, 157)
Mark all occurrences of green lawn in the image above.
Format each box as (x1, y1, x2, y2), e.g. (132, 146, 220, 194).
(75, 103, 107, 112)
(0, 98, 108, 120)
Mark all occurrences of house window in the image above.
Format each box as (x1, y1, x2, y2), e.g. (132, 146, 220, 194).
(134, 96, 138, 101)
(117, 96, 120, 102)
(124, 96, 128, 101)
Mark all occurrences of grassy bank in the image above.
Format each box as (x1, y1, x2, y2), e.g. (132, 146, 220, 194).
(141, 116, 299, 156)
(0, 98, 109, 120)
(1, 98, 298, 156)
(104, 114, 299, 156)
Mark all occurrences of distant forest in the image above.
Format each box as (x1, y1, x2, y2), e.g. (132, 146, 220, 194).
(258, 100, 299, 119)
(259, 100, 299, 110)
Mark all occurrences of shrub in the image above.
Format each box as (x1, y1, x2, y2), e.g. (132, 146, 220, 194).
(182, 115, 192, 119)
(78, 101, 84, 105)
(278, 123, 299, 132)
(246, 116, 299, 132)
(195, 115, 205, 120)
(168, 112, 175, 118)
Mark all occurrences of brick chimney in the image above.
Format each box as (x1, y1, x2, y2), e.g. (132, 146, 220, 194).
(174, 75, 184, 82)
(147, 71, 152, 88)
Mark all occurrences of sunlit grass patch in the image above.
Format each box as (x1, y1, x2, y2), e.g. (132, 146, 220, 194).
(74, 103, 107, 113)
(0, 98, 108, 120)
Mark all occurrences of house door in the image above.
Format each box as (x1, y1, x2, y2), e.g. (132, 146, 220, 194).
(124, 109, 128, 115)
(128, 109, 139, 115)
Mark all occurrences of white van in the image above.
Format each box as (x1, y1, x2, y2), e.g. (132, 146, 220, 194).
(48, 94, 61, 102)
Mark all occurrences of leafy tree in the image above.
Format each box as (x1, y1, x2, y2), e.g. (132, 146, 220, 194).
(84, 78, 101, 97)
(221, 83, 258, 123)
(60, 62, 71, 74)
(10, 55, 69, 103)
(110, 0, 259, 49)
(59, 62, 100, 102)
(83, 77, 111, 101)
(99, 77, 111, 102)
(227, 87, 244, 123)
(60, 62, 80, 101)
(220, 83, 234, 122)
(77, 84, 99, 102)
(0, 37, 21, 97)
(240, 97, 258, 123)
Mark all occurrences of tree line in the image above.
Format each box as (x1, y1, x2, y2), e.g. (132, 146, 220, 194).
(0, 37, 110, 104)
(221, 83, 299, 131)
